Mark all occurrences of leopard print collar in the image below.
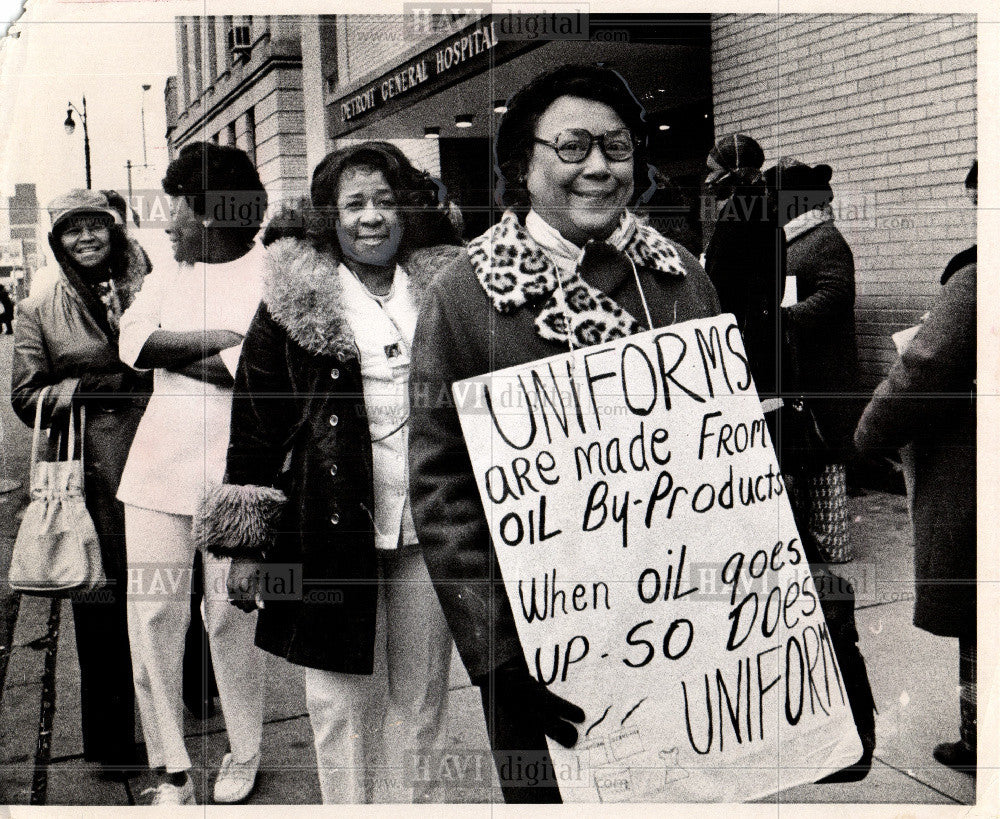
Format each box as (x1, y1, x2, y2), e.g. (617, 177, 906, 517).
(467, 210, 687, 346)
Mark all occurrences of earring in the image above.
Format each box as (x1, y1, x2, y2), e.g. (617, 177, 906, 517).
(202, 218, 212, 228)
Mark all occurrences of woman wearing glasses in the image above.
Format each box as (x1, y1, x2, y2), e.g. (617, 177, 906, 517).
(408, 65, 721, 803)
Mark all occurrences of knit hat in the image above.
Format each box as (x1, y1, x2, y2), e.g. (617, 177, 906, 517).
(48, 189, 123, 232)
(764, 157, 833, 193)
(706, 133, 765, 190)
(709, 133, 765, 172)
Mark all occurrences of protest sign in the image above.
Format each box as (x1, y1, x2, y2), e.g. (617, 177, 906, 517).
(453, 314, 862, 802)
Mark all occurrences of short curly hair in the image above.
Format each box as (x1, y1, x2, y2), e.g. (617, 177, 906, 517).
(495, 64, 653, 212)
(162, 142, 268, 245)
(307, 141, 460, 261)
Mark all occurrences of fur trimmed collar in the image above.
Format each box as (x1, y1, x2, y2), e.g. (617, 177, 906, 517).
(467, 210, 686, 315)
(262, 238, 462, 358)
(784, 203, 835, 243)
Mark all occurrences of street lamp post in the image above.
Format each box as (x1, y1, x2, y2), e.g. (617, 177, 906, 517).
(64, 97, 92, 189)
(141, 84, 151, 168)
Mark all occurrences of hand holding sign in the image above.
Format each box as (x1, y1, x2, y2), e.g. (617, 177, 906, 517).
(475, 658, 586, 748)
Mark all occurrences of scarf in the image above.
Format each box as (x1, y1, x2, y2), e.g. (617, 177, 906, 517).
(468, 210, 686, 346)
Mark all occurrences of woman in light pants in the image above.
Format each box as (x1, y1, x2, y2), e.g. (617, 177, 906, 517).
(117, 142, 268, 805)
(197, 142, 461, 803)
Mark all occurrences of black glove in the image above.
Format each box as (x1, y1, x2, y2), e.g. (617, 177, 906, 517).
(474, 658, 586, 748)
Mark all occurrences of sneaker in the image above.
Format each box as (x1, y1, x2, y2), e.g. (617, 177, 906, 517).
(141, 775, 196, 805)
(213, 750, 260, 804)
(933, 740, 976, 773)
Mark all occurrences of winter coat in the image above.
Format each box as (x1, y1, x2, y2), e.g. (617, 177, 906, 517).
(854, 249, 975, 638)
(408, 218, 721, 681)
(196, 238, 455, 674)
(704, 183, 786, 398)
(783, 214, 859, 458)
(11, 243, 150, 582)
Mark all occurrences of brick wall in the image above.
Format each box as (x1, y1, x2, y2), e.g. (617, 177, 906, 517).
(711, 13, 976, 388)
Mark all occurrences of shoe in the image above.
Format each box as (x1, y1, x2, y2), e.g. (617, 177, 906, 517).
(213, 750, 260, 804)
(933, 740, 976, 773)
(141, 774, 196, 805)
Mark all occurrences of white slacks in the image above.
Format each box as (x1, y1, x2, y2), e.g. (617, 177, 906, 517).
(304, 543, 453, 803)
(124, 504, 265, 773)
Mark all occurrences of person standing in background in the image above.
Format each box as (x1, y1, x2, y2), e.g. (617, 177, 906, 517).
(855, 160, 977, 773)
(11, 189, 151, 778)
(765, 158, 859, 563)
(702, 133, 784, 402)
(116, 142, 268, 805)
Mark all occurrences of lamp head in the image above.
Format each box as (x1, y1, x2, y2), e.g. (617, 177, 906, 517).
(64, 108, 75, 135)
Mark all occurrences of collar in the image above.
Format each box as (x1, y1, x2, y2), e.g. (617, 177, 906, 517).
(784, 203, 835, 242)
(467, 210, 686, 315)
(263, 238, 459, 358)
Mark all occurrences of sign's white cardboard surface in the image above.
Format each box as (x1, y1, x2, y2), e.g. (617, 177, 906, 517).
(454, 314, 862, 802)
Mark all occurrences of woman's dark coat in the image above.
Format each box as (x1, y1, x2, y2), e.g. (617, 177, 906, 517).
(784, 218, 860, 457)
(407, 226, 721, 681)
(855, 249, 975, 638)
(704, 183, 785, 399)
(197, 238, 453, 674)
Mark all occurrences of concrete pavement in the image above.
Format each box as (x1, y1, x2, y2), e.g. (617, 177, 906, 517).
(0, 335, 978, 806)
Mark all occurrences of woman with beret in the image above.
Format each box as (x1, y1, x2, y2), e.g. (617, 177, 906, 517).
(198, 142, 461, 803)
(11, 189, 151, 778)
(407, 64, 721, 803)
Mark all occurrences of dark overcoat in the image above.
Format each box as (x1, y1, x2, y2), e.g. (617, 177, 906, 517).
(198, 238, 454, 673)
(11, 248, 149, 578)
(855, 250, 976, 638)
(784, 218, 860, 457)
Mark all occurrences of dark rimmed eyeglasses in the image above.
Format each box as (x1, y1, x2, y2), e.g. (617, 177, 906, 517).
(533, 128, 635, 164)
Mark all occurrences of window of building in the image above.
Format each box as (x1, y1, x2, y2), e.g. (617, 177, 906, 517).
(246, 107, 256, 166)
(206, 18, 218, 84)
(227, 121, 237, 147)
(191, 17, 203, 99)
(179, 20, 190, 108)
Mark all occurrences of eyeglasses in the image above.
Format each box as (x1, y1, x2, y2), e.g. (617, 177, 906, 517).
(533, 129, 635, 164)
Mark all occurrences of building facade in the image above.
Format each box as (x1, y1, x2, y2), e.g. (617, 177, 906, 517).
(167, 15, 328, 199)
(166, 12, 976, 387)
(0, 182, 40, 298)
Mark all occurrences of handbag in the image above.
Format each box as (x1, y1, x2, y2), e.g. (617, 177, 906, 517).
(9, 386, 106, 595)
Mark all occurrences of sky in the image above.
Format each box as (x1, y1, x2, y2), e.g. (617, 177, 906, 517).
(0, 0, 201, 267)
(0, 1, 177, 204)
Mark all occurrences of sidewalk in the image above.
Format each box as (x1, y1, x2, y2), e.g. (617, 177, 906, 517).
(0, 490, 976, 807)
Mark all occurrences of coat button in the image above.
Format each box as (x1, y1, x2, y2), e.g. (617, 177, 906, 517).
(329, 415, 339, 427)
(330, 368, 340, 380)
(330, 512, 341, 525)
(329, 464, 338, 477)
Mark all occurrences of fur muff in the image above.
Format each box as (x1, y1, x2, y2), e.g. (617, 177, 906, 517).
(194, 483, 288, 559)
